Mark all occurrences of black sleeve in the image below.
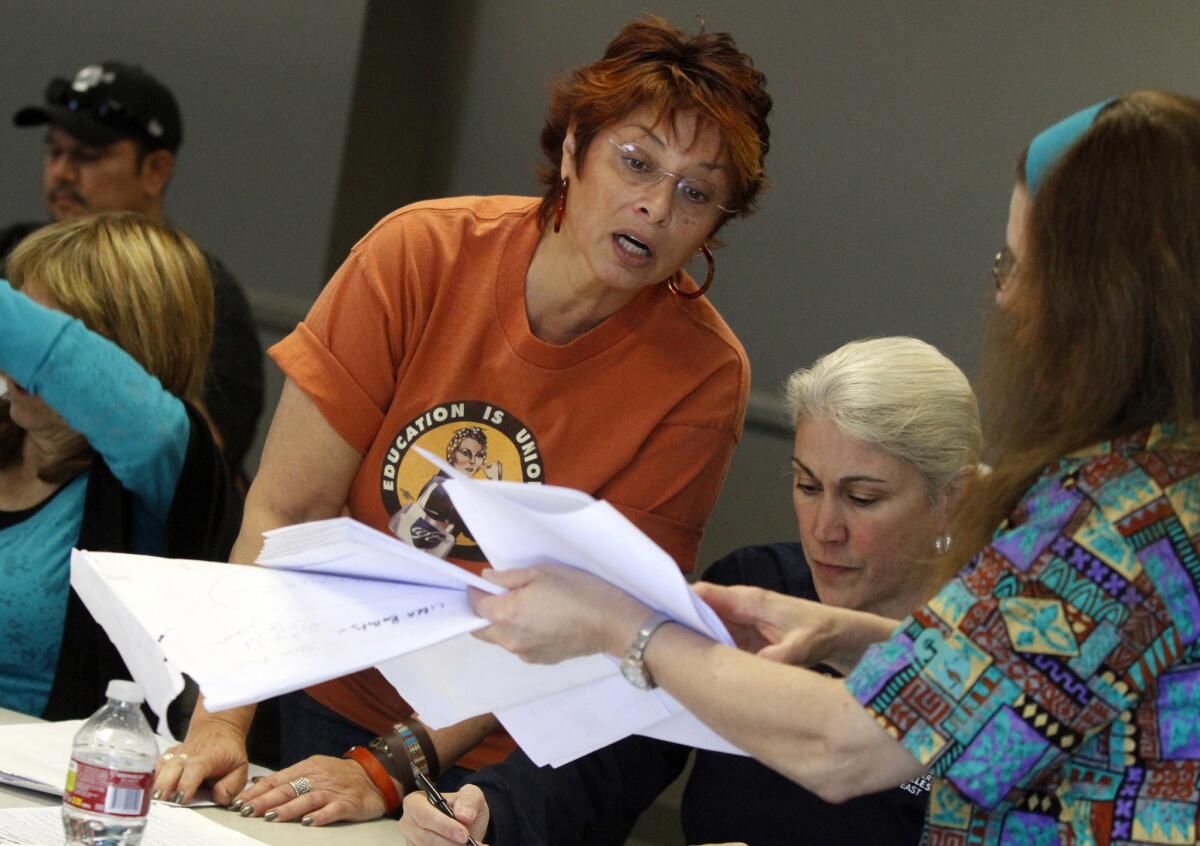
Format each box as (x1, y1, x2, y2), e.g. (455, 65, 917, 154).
(164, 401, 244, 562)
(700, 541, 815, 598)
(203, 256, 264, 478)
(472, 738, 690, 846)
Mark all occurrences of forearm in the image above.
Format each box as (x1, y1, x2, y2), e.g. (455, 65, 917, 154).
(640, 622, 921, 801)
(0, 279, 187, 505)
(189, 698, 258, 738)
(426, 712, 500, 774)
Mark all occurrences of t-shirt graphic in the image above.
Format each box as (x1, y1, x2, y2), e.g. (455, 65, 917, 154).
(379, 400, 544, 561)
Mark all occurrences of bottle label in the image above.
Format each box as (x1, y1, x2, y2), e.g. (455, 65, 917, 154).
(63, 757, 152, 817)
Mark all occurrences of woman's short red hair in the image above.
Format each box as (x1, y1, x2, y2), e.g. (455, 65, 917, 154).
(537, 15, 772, 232)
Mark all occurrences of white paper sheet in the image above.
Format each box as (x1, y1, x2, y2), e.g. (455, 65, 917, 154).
(70, 550, 488, 726)
(376, 633, 615, 729)
(494, 675, 676, 766)
(0, 805, 267, 845)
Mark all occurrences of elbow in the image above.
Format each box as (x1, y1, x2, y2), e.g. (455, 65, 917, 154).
(810, 775, 860, 805)
(799, 732, 873, 805)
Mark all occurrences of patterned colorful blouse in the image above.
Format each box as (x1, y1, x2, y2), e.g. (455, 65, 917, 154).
(847, 425, 1200, 845)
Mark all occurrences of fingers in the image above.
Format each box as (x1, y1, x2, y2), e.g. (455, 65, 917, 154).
(211, 765, 250, 806)
(479, 566, 537, 590)
(399, 789, 482, 845)
(153, 752, 226, 805)
(229, 756, 386, 825)
(693, 583, 764, 624)
(451, 784, 490, 839)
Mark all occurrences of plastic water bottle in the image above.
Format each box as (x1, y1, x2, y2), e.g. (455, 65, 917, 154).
(62, 680, 157, 845)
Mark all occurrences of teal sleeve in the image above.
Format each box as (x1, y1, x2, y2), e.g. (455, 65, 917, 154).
(0, 279, 187, 536)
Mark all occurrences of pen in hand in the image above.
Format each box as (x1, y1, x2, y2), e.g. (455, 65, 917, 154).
(415, 770, 481, 846)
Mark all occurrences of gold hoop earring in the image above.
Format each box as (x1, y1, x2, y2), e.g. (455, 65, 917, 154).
(668, 244, 715, 299)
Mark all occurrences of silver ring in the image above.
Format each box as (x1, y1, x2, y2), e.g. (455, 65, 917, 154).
(160, 752, 175, 761)
(290, 777, 312, 797)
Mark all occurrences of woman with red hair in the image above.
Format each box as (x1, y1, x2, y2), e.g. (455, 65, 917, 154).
(154, 15, 773, 827)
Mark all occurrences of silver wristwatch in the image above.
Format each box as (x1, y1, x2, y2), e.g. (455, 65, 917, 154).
(619, 612, 671, 690)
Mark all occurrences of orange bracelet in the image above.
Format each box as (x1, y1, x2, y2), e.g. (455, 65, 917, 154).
(344, 745, 401, 814)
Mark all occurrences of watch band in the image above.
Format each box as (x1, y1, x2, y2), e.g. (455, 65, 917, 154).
(621, 612, 671, 690)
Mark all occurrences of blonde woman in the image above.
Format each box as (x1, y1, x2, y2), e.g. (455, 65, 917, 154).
(0, 211, 239, 721)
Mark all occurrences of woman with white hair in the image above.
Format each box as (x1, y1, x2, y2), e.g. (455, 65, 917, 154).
(400, 336, 980, 846)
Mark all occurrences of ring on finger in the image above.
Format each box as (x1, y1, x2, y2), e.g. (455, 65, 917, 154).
(160, 752, 176, 761)
(289, 776, 312, 797)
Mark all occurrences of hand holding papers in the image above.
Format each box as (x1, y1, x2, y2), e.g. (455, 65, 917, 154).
(71, 457, 746, 767)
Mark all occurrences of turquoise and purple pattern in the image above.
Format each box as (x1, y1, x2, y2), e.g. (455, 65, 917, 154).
(846, 426, 1200, 845)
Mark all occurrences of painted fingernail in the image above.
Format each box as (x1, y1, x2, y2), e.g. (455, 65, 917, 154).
(264, 810, 278, 822)
(151, 789, 161, 800)
(301, 816, 314, 827)
(172, 792, 184, 805)
(240, 804, 254, 817)
(230, 799, 244, 811)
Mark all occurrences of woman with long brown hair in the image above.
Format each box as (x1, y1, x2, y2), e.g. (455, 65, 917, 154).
(467, 91, 1200, 844)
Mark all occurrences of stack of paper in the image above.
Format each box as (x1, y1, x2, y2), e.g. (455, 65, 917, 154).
(71, 461, 745, 766)
(71, 526, 491, 726)
(0, 722, 267, 806)
(0, 805, 268, 845)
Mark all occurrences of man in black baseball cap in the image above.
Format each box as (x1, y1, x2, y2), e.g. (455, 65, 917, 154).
(1, 61, 264, 483)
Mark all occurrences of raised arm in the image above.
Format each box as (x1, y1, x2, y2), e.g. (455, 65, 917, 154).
(0, 279, 187, 528)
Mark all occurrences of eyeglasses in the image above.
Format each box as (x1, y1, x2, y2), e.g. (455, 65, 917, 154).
(992, 246, 1016, 291)
(605, 136, 737, 217)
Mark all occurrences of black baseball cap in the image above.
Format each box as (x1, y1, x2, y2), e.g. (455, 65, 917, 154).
(13, 61, 182, 152)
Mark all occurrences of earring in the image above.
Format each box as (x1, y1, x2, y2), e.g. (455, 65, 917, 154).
(668, 244, 715, 299)
(553, 177, 569, 233)
(934, 534, 952, 555)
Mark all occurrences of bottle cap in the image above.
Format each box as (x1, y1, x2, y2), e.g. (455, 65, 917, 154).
(105, 679, 145, 704)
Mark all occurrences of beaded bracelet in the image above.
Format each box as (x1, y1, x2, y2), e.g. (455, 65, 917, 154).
(397, 721, 431, 778)
(343, 745, 401, 815)
(385, 719, 441, 783)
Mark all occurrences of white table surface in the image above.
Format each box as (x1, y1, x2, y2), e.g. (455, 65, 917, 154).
(0, 707, 405, 845)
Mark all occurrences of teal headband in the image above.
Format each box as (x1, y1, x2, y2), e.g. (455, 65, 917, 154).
(1025, 99, 1115, 194)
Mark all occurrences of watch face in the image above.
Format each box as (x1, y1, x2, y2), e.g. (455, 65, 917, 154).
(621, 661, 651, 690)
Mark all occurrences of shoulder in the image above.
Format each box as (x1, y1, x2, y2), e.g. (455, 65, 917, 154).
(638, 293, 750, 434)
(351, 196, 539, 254)
(701, 542, 816, 600)
(663, 292, 748, 376)
(1023, 425, 1200, 527)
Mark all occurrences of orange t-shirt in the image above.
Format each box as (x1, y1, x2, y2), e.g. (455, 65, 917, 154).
(270, 196, 748, 768)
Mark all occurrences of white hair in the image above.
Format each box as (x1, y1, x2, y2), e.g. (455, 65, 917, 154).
(784, 337, 981, 496)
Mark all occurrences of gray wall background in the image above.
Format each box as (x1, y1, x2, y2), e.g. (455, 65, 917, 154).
(2, 0, 1199, 570)
(2, 3, 1198, 841)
